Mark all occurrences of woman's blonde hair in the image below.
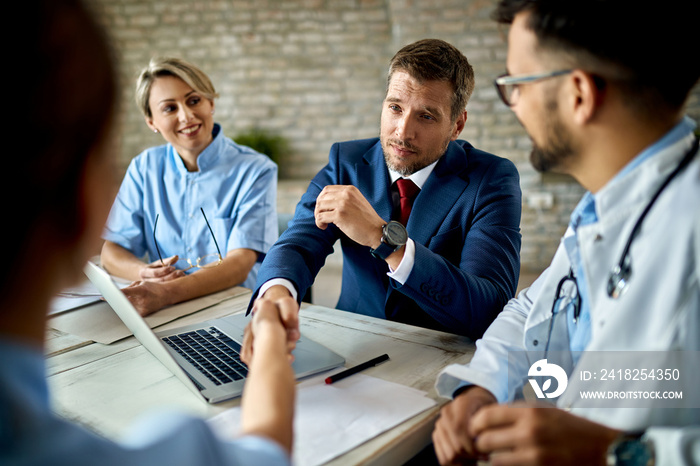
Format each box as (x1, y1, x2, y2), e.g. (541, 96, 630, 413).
(135, 57, 219, 118)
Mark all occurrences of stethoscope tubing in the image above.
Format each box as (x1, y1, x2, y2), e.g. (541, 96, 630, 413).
(607, 137, 699, 298)
(545, 137, 699, 356)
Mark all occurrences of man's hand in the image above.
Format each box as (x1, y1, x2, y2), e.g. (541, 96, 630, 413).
(138, 255, 185, 282)
(241, 285, 300, 366)
(433, 386, 498, 465)
(467, 402, 621, 465)
(314, 185, 386, 248)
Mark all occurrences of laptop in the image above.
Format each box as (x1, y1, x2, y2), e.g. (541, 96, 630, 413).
(84, 260, 345, 403)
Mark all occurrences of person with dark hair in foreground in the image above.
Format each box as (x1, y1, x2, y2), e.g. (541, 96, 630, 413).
(432, 1, 700, 465)
(0, 1, 294, 464)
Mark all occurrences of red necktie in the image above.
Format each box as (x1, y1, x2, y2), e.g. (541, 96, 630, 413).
(395, 178, 420, 226)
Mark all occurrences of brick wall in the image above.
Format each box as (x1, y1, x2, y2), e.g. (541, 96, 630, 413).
(87, 0, 700, 272)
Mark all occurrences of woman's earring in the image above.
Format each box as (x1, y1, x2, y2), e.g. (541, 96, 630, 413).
(153, 129, 159, 133)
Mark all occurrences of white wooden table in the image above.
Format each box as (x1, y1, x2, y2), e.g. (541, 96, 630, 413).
(46, 291, 475, 465)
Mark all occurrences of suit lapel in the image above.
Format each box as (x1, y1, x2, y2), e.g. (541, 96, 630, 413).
(356, 142, 393, 223)
(407, 141, 470, 245)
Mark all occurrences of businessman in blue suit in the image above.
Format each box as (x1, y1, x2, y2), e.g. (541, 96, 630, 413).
(243, 39, 521, 357)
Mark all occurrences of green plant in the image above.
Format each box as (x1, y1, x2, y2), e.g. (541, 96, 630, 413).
(234, 128, 289, 166)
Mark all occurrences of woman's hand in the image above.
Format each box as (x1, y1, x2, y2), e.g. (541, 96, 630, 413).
(121, 281, 172, 316)
(138, 255, 185, 282)
(240, 299, 296, 454)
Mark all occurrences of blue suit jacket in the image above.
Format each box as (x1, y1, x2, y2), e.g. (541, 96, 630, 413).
(253, 138, 522, 339)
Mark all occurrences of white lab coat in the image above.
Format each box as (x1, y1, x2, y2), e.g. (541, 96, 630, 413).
(437, 131, 700, 464)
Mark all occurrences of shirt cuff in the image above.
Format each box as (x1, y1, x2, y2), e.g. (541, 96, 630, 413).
(258, 278, 298, 302)
(452, 380, 474, 399)
(386, 238, 415, 285)
(231, 435, 291, 466)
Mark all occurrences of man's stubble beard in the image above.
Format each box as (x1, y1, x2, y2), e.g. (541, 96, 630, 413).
(381, 136, 451, 176)
(528, 98, 577, 174)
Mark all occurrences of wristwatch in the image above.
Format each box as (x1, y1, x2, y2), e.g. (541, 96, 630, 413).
(606, 431, 655, 466)
(370, 221, 408, 260)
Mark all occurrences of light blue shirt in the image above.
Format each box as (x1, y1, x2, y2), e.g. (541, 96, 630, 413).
(563, 117, 698, 362)
(103, 124, 278, 290)
(0, 339, 289, 466)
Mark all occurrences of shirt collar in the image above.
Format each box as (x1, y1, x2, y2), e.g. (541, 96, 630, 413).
(569, 191, 597, 232)
(612, 116, 697, 182)
(170, 123, 223, 173)
(388, 159, 439, 189)
(194, 123, 223, 171)
(569, 116, 697, 232)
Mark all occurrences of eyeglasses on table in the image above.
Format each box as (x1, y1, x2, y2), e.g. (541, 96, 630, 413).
(153, 207, 223, 271)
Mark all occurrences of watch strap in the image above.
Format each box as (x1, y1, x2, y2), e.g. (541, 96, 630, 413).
(370, 240, 397, 260)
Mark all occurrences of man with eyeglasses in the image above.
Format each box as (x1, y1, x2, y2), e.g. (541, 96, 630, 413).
(243, 39, 522, 345)
(431, 1, 700, 465)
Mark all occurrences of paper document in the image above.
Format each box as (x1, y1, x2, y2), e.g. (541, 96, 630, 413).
(208, 372, 437, 465)
(49, 294, 100, 316)
(49, 279, 129, 316)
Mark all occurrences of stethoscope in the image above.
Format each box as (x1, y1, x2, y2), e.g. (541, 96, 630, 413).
(545, 136, 699, 355)
(606, 137, 699, 298)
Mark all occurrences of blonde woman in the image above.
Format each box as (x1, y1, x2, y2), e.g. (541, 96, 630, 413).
(101, 57, 278, 316)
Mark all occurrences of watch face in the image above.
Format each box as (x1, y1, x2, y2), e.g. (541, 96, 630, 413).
(385, 221, 408, 246)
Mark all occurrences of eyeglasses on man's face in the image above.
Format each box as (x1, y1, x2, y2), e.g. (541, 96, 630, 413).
(153, 207, 223, 271)
(494, 69, 573, 107)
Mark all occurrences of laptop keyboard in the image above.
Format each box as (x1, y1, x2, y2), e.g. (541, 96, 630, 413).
(162, 327, 248, 386)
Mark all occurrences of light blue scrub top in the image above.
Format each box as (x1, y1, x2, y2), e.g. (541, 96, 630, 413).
(103, 124, 278, 290)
